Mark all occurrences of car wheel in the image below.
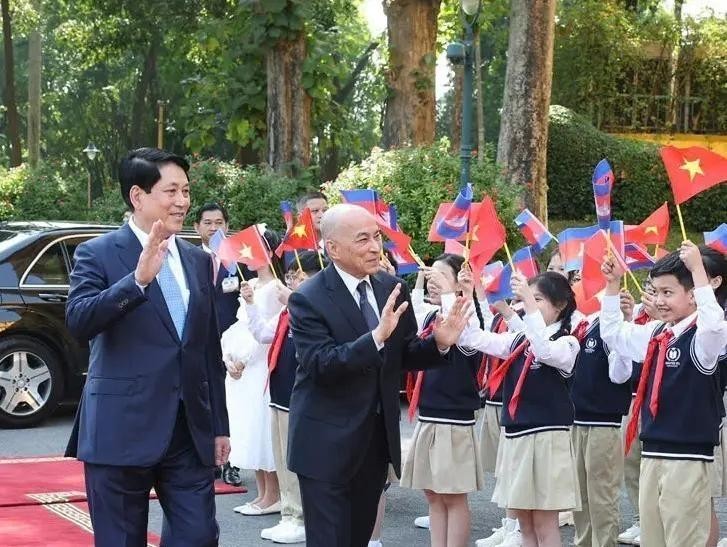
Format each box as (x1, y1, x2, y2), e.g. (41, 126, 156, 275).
(0, 335, 64, 428)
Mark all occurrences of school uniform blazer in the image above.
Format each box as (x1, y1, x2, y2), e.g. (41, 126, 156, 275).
(64, 224, 229, 467)
(286, 265, 444, 483)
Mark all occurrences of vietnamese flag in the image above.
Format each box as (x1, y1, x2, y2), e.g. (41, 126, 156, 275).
(660, 146, 727, 204)
(275, 208, 318, 257)
(572, 280, 602, 316)
(625, 202, 670, 246)
(468, 196, 507, 266)
(581, 230, 630, 301)
(219, 226, 271, 270)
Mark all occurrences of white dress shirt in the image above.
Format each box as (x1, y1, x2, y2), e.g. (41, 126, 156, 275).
(600, 285, 727, 376)
(128, 216, 190, 309)
(334, 264, 383, 350)
(457, 310, 581, 374)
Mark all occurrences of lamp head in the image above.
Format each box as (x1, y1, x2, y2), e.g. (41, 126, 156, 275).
(83, 143, 100, 161)
(461, 0, 481, 16)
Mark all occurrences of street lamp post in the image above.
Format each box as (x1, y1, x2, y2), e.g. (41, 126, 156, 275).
(82, 143, 100, 209)
(446, 0, 481, 189)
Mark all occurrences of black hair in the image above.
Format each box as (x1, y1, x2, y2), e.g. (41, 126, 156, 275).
(194, 202, 229, 224)
(260, 229, 285, 279)
(296, 191, 327, 212)
(701, 245, 727, 307)
(432, 253, 486, 330)
(286, 250, 328, 276)
(528, 271, 577, 338)
(649, 246, 727, 307)
(118, 147, 190, 210)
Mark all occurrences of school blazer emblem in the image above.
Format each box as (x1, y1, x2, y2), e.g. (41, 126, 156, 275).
(585, 337, 597, 351)
(666, 347, 681, 365)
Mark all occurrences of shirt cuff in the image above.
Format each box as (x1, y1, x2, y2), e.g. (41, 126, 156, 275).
(135, 280, 148, 293)
(601, 294, 621, 313)
(371, 333, 385, 351)
(523, 311, 547, 332)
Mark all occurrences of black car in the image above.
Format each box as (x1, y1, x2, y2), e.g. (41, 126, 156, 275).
(0, 221, 201, 428)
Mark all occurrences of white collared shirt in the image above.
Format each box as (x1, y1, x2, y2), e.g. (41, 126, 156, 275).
(600, 286, 727, 373)
(128, 216, 190, 308)
(334, 264, 381, 322)
(457, 311, 580, 374)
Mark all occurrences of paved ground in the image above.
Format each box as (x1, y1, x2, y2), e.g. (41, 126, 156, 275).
(3, 403, 727, 546)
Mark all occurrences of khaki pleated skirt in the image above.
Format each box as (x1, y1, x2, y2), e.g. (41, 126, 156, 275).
(711, 425, 726, 497)
(479, 403, 502, 473)
(401, 420, 484, 494)
(492, 429, 580, 511)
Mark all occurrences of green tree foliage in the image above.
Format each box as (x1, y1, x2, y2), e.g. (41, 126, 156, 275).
(547, 105, 726, 232)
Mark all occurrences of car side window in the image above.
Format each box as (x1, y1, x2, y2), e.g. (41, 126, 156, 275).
(24, 243, 69, 286)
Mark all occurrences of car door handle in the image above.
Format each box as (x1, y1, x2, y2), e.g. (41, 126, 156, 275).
(38, 293, 68, 303)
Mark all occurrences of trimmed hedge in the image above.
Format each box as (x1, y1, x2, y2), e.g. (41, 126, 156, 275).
(324, 141, 524, 261)
(547, 105, 726, 231)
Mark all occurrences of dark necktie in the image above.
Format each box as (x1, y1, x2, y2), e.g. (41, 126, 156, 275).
(356, 281, 379, 331)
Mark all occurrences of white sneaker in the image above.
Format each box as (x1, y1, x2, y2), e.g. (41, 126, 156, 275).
(497, 529, 522, 547)
(261, 521, 288, 540)
(271, 522, 306, 544)
(368, 541, 383, 547)
(632, 535, 641, 546)
(414, 516, 430, 529)
(475, 520, 507, 546)
(716, 538, 727, 547)
(617, 524, 641, 544)
(558, 511, 574, 527)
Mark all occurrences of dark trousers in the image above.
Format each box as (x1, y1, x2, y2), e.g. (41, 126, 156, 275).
(298, 416, 389, 547)
(84, 406, 218, 547)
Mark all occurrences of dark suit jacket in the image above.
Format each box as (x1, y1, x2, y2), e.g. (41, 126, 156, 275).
(65, 224, 229, 467)
(286, 265, 443, 483)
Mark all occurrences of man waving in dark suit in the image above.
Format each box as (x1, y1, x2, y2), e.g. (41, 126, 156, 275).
(65, 148, 230, 546)
(286, 204, 471, 547)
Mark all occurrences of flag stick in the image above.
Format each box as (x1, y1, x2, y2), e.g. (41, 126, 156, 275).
(675, 203, 688, 242)
(654, 243, 660, 259)
(308, 223, 325, 270)
(294, 249, 303, 272)
(217, 231, 247, 281)
(464, 230, 471, 264)
(623, 274, 628, 291)
(502, 241, 514, 269)
(604, 234, 642, 294)
(407, 245, 426, 268)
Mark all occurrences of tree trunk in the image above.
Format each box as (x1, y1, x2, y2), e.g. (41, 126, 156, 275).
(27, 0, 41, 168)
(474, 26, 485, 163)
(496, 0, 556, 221)
(266, 31, 311, 176)
(449, 65, 463, 153)
(667, 0, 683, 132)
(129, 34, 159, 148)
(382, 0, 441, 148)
(1, 0, 22, 167)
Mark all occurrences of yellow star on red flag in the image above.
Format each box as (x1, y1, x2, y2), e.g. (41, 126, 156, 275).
(238, 245, 253, 260)
(680, 158, 704, 181)
(292, 224, 307, 238)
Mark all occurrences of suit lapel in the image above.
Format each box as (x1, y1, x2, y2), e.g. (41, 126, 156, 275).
(115, 224, 179, 343)
(178, 241, 198, 344)
(323, 266, 369, 336)
(370, 273, 391, 316)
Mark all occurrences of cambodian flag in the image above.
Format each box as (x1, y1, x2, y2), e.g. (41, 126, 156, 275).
(606, 220, 626, 261)
(435, 183, 473, 240)
(514, 208, 556, 254)
(592, 159, 614, 230)
(485, 247, 538, 302)
(385, 242, 419, 275)
(480, 261, 504, 290)
(558, 225, 599, 272)
(208, 229, 237, 275)
(624, 242, 656, 271)
(280, 201, 294, 232)
(340, 188, 391, 226)
(704, 223, 727, 254)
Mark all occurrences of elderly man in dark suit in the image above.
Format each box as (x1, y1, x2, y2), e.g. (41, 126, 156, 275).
(65, 148, 230, 546)
(286, 204, 471, 547)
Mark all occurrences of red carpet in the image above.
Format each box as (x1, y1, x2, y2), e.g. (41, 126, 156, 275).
(0, 456, 246, 508)
(0, 502, 161, 547)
